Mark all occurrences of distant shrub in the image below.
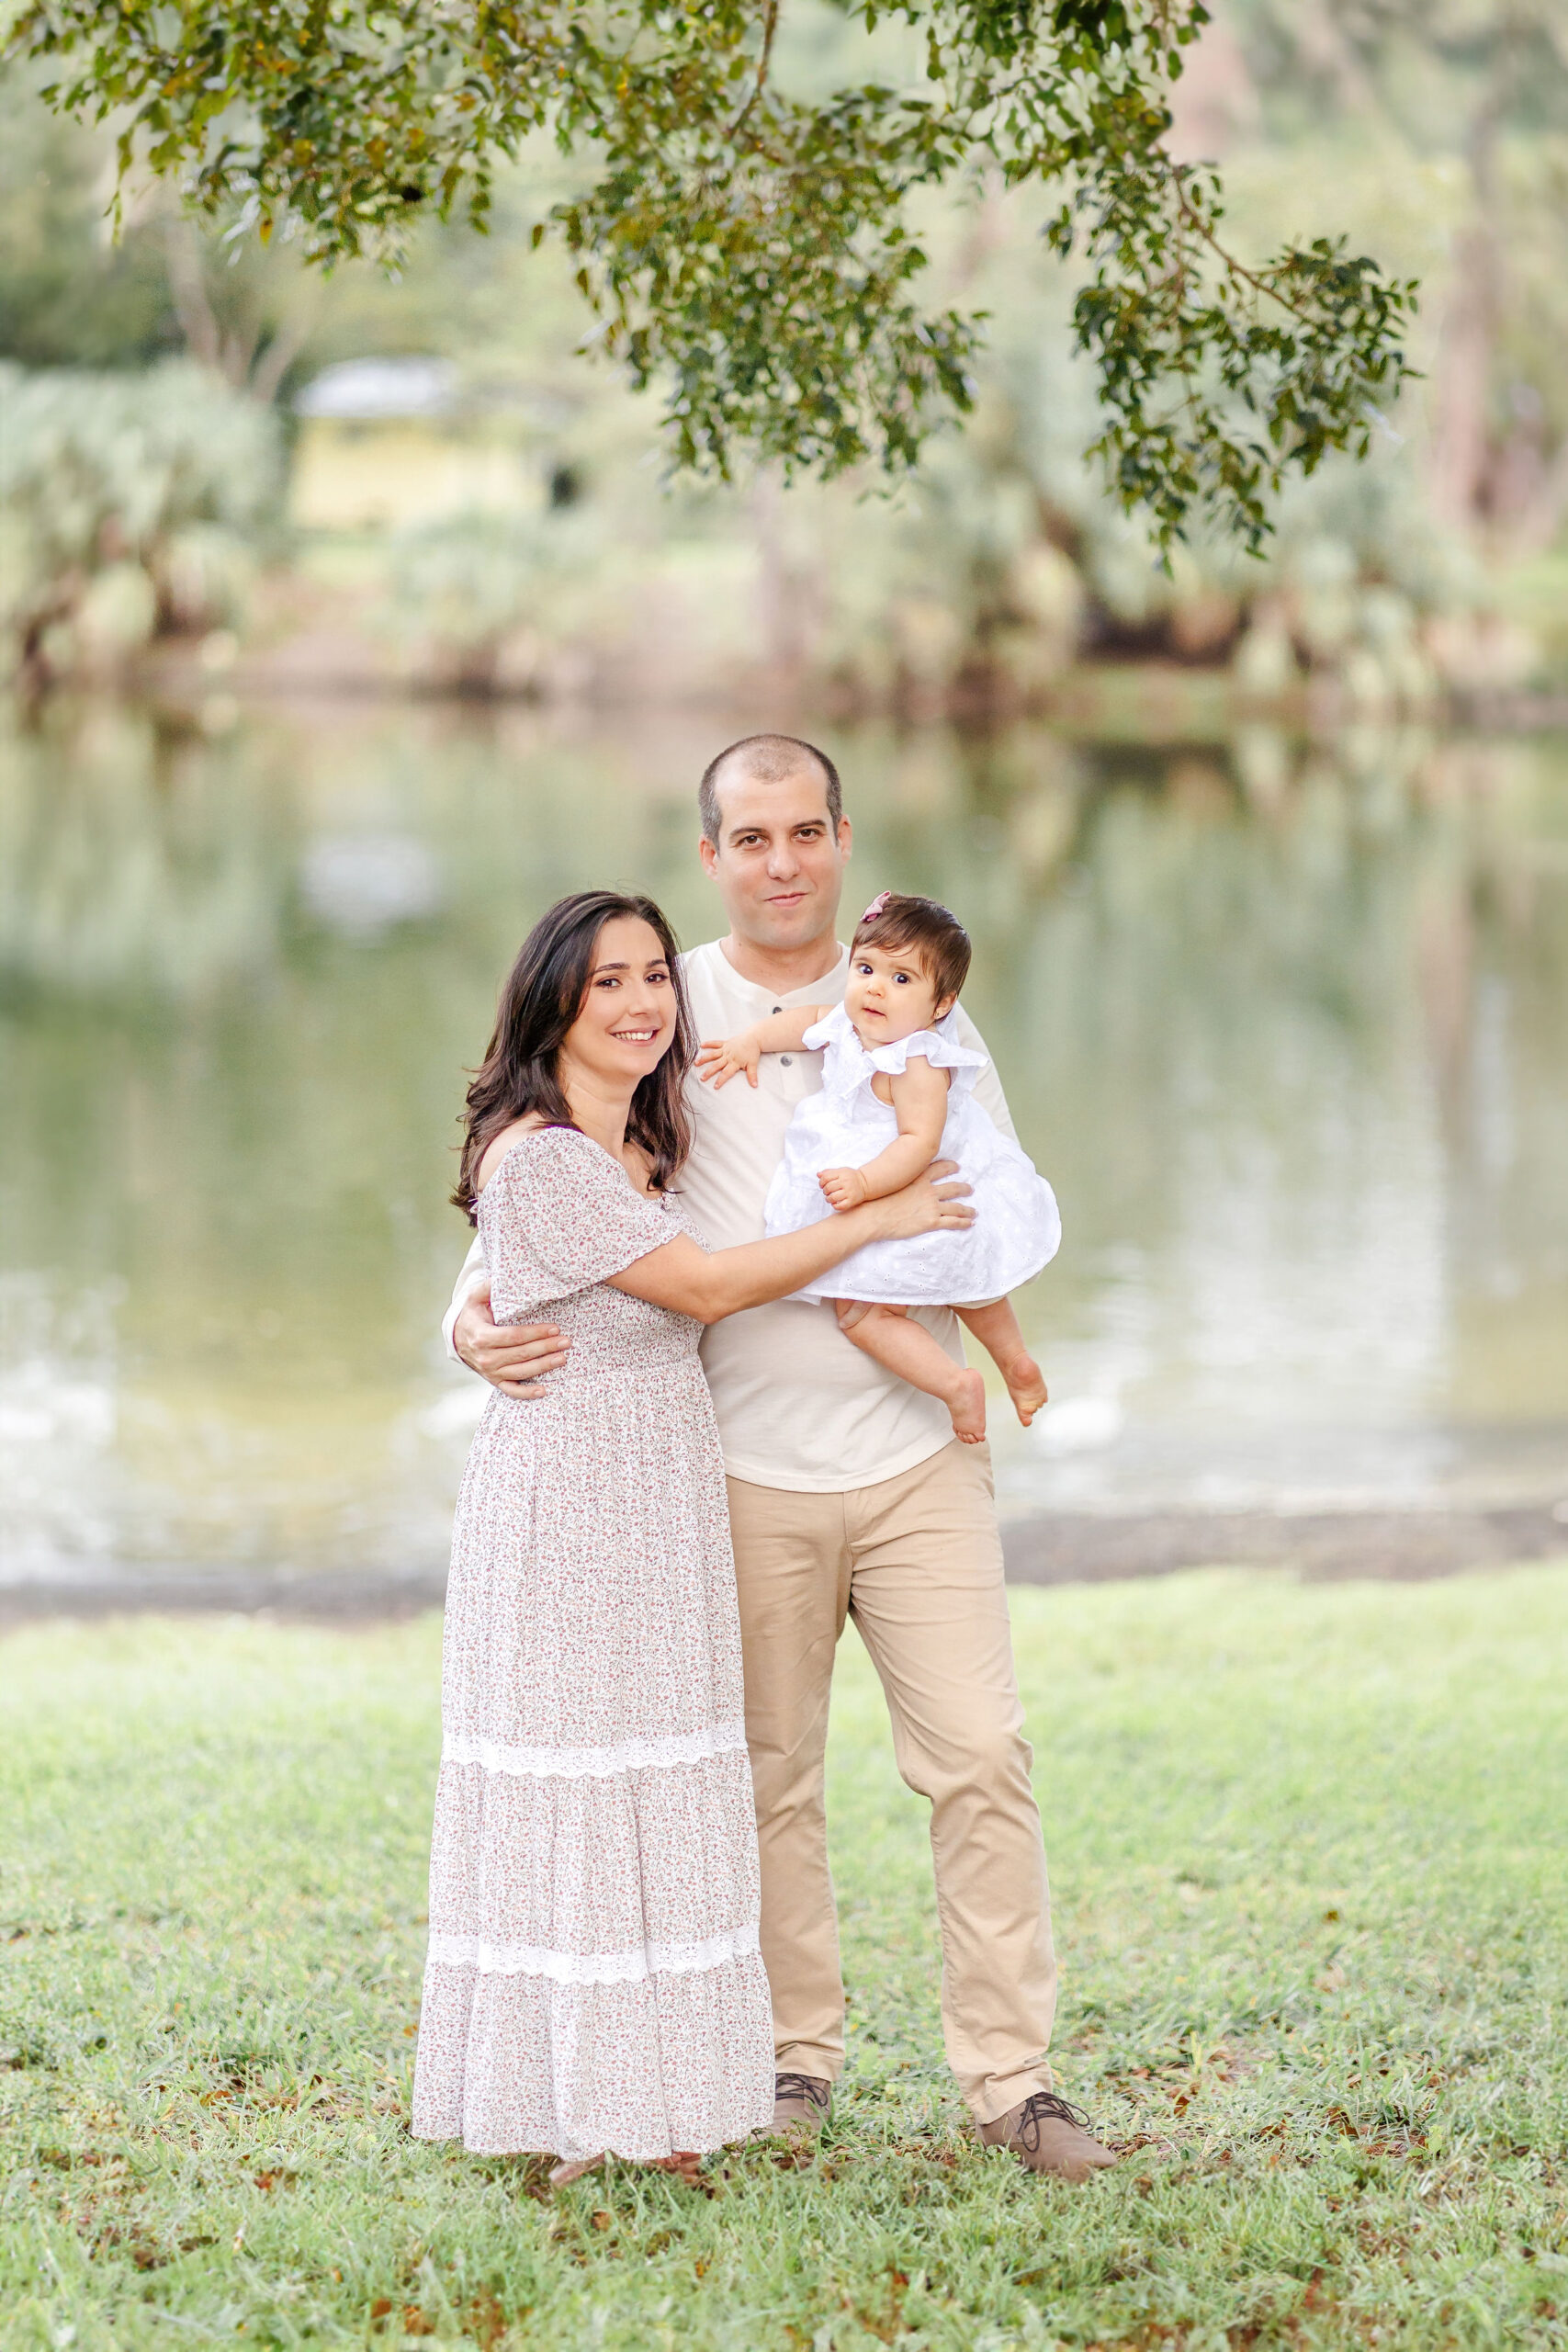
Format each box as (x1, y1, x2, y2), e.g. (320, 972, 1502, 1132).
(0, 360, 282, 684)
(378, 505, 603, 695)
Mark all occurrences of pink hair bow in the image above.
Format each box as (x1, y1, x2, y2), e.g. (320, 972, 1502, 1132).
(861, 890, 891, 922)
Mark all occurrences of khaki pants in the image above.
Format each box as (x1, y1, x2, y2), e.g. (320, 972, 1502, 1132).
(726, 1441, 1056, 2126)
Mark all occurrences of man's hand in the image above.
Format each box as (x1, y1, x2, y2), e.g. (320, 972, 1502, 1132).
(453, 1283, 570, 1398)
(695, 1033, 762, 1090)
(873, 1159, 975, 1240)
(819, 1166, 870, 1213)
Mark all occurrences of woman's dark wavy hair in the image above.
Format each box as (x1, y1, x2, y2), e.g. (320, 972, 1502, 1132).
(453, 890, 694, 1221)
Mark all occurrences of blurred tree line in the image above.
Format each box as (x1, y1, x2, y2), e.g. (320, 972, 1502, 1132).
(2, 0, 1565, 708)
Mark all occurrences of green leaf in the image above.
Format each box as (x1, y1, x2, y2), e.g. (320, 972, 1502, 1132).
(2, 0, 1417, 538)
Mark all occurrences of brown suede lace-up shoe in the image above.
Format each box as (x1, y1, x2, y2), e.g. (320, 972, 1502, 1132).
(764, 2071, 833, 2138)
(978, 2091, 1117, 2181)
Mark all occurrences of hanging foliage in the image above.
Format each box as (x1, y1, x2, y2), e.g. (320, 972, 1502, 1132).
(8, 1, 1417, 548)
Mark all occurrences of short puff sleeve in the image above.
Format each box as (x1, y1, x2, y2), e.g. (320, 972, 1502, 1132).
(803, 1002, 849, 1054)
(477, 1127, 679, 1311)
(865, 1014, 988, 1095)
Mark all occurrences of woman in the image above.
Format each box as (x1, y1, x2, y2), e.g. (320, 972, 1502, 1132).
(411, 890, 973, 2180)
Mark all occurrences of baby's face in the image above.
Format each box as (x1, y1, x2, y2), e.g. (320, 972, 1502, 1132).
(845, 941, 948, 1045)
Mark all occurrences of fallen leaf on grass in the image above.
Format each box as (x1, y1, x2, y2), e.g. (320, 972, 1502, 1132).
(92, 2229, 173, 2274)
(465, 2290, 510, 2351)
(849, 2265, 910, 2346)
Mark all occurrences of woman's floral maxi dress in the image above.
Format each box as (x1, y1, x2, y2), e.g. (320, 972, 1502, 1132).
(412, 1126, 773, 2161)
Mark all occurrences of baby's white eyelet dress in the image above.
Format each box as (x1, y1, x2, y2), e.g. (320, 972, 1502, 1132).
(761, 1001, 1061, 1306)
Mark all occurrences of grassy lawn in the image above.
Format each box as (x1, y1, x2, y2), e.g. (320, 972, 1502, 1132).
(3, 1566, 1566, 2350)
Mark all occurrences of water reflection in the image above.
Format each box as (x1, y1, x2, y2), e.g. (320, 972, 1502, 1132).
(1, 698, 1564, 1585)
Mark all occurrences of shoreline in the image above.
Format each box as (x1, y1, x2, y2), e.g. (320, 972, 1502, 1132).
(5, 1500, 1563, 1627)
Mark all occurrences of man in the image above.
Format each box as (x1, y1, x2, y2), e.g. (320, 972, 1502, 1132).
(446, 734, 1115, 2181)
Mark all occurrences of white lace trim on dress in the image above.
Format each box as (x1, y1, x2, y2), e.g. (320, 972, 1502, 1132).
(804, 1000, 987, 1093)
(425, 1920, 761, 1984)
(863, 1020, 987, 1080)
(442, 1721, 749, 1780)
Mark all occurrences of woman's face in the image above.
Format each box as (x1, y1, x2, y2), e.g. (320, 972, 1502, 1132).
(558, 916, 677, 1094)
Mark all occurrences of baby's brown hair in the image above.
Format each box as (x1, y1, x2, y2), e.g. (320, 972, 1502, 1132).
(852, 891, 971, 1013)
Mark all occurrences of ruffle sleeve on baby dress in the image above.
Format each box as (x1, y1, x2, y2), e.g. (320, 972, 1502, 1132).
(864, 1014, 987, 1093)
(803, 1000, 988, 1102)
(802, 1001, 851, 1054)
(478, 1126, 678, 1305)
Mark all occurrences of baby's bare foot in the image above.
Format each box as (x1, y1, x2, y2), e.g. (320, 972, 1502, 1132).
(1001, 1355, 1048, 1426)
(949, 1368, 987, 1444)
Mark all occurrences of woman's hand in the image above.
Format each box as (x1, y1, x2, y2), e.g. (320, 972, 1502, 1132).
(867, 1159, 974, 1240)
(696, 1033, 761, 1090)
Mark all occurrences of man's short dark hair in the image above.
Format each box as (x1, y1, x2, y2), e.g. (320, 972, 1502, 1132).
(698, 734, 842, 846)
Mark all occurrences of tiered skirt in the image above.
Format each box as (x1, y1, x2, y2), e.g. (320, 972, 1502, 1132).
(411, 1360, 773, 2162)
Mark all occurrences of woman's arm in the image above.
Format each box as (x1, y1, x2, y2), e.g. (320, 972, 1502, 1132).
(607, 1158, 973, 1323)
(695, 1004, 829, 1091)
(819, 1057, 950, 1212)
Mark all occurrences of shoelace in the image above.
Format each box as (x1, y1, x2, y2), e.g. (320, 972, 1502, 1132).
(1011, 2090, 1094, 2152)
(773, 2070, 831, 2111)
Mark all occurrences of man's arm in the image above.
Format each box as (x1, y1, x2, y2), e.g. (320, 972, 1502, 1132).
(444, 1231, 574, 1399)
(442, 1233, 489, 1362)
(952, 1005, 1017, 1143)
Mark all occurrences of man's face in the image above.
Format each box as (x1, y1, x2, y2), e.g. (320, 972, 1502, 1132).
(699, 763, 852, 952)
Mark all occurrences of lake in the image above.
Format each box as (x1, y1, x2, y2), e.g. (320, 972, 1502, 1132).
(3, 696, 1565, 1595)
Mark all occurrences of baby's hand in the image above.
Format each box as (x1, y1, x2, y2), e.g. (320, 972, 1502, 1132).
(696, 1034, 761, 1090)
(819, 1166, 870, 1213)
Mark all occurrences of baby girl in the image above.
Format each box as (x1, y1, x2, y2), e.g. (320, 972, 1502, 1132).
(696, 890, 1060, 1444)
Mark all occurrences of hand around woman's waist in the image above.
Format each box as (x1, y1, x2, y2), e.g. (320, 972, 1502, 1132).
(453, 1283, 570, 1398)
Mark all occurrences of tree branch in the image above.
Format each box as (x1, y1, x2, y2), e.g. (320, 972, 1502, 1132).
(162, 213, 223, 373)
(727, 0, 780, 142)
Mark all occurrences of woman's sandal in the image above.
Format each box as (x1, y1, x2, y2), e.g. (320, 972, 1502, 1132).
(547, 2154, 604, 2188)
(548, 2150, 702, 2188)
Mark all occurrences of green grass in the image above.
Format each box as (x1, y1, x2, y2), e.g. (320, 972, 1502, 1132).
(3, 1566, 1566, 2350)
